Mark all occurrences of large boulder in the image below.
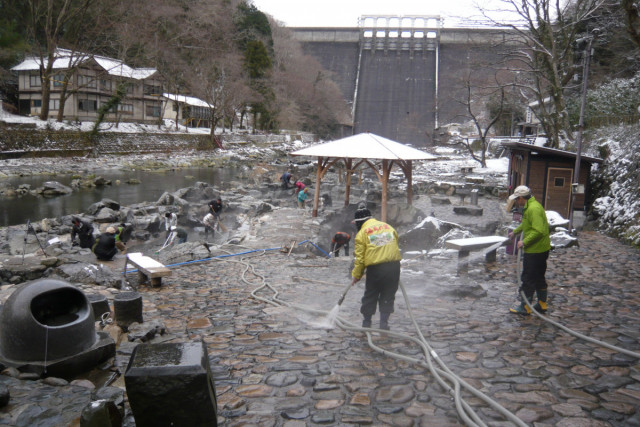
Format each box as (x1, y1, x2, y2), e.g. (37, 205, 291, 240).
(55, 263, 122, 288)
(95, 208, 120, 224)
(399, 216, 462, 251)
(132, 214, 162, 234)
(386, 203, 424, 226)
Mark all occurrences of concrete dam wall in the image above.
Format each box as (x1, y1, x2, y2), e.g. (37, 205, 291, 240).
(293, 27, 509, 146)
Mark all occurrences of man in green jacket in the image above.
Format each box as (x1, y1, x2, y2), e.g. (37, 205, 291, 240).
(507, 185, 551, 315)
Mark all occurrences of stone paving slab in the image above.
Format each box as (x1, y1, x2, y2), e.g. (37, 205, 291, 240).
(1, 230, 640, 426)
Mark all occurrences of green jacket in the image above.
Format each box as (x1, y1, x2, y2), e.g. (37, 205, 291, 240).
(513, 196, 551, 253)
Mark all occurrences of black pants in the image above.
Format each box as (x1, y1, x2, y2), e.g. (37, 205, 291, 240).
(521, 251, 549, 297)
(332, 241, 349, 257)
(361, 261, 401, 316)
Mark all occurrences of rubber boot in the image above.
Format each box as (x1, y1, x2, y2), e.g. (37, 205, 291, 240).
(509, 292, 533, 315)
(362, 315, 372, 328)
(379, 312, 391, 330)
(533, 289, 548, 313)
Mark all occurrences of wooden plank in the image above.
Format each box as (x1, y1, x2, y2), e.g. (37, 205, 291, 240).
(127, 253, 172, 279)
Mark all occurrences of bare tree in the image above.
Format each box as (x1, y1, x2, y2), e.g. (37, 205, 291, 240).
(270, 24, 350, 137)
(17, 0, 98, 120)
(621, 0, 640, 48)
(486, 0, 608, 147)
(451, 71, 508, 168)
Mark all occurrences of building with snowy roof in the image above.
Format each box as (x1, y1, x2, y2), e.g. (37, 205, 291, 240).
(11, 49, 164, 124)
(162, 93, 213, 129)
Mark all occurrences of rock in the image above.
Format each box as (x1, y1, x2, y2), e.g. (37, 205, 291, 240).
(430, 196, 451, 205)
(0, 383, 9, 408)
(453, 206, 483, 216)
(127, 178, 141, 185)
(399, 216, 461, 251)
(551, 231, 578, 248)
(71, 379, 96, 389)
(101, 199, 121, 211)
(80, 399, 122, 427)
(93, 177, 112, 186)
(40, 181, 72, 196)
(386, 203, 424, 226)
(91, 386, 125, 408)
(133, 214, 162, 234)
(95, 208, 119, 223)
(127, 320, 167, 342)
(56, 263, 122, 288)
(255, 203, 273, 215)
(157, 192, 175, 205)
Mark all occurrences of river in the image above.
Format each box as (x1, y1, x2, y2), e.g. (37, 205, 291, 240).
(0, 167, 239, 227)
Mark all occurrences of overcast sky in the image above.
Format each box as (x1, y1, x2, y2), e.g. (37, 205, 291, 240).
(251, 0, 513, 28)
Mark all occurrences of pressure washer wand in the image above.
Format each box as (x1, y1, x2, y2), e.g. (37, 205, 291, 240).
(337, 281, 353, 306)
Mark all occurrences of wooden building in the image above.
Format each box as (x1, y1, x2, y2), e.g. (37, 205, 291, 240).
(501, 141, 603, 218)
(11, 49, 163, 124)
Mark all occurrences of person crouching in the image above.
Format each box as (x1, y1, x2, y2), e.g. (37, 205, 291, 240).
(92, 226, 118, 261)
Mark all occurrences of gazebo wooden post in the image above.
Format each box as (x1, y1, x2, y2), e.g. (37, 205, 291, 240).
(312, 156, 324, 217)
(344, 158, 353, 207)
(405, 160, 413, 204)
(381, 159, 393, 222)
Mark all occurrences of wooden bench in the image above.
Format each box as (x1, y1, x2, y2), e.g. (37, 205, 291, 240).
(444, 236, 508, 275)
(125, 252, 172, 287)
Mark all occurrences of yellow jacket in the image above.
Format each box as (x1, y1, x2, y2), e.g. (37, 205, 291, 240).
(351, 218, 402, 280)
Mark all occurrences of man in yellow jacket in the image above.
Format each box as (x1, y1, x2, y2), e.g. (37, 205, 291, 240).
(351, 206, 402, 330)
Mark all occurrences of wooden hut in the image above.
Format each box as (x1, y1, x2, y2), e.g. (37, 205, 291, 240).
(501, 141, 603, 218)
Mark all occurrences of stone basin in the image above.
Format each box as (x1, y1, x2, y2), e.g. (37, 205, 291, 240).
(0, 278, 115, 378)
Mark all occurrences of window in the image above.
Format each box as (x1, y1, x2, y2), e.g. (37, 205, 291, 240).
(554, 177, 565, 187)
(78, 99, 97, 111)
(172, 103, 179, 112)
(100, 102, 117, 113)
(32, 99, 42, 107)
(52, 74, 65, 87)
(101, 79, 112, 91)
(30, 75, 41, 87)
(146, 102, 161, 117)
(144, 84, 162, 96)
(78, 75, 97, 88)
(118, 103, 133, 114)
(49, 99, 60, 110)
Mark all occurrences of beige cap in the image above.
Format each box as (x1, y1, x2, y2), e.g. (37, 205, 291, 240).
(106, 226, 116, 234)
(508, 185, 531, 200)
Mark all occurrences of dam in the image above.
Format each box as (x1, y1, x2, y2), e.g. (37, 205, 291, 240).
(292, 16, 513, 146)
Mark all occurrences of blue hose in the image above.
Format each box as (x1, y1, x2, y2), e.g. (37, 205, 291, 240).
(124, 247, 282, 274)
(125, 240, 330, 275)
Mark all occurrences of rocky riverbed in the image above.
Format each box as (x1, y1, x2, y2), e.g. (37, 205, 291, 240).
(1, 149, 638, 426)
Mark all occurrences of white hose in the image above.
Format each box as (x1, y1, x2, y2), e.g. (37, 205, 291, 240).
(198, 241, 639, 427)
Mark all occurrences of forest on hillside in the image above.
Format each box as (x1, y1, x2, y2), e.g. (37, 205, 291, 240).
(0, 0, 350, 138)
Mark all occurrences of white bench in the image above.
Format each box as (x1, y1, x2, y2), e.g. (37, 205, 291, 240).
(125, 252, 172, 287)
(444, 236, 508, 274)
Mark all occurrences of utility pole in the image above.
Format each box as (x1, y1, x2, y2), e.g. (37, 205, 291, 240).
(568, 34, 595, 232)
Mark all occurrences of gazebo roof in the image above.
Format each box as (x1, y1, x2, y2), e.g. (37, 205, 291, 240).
(290, 133, 436, 160)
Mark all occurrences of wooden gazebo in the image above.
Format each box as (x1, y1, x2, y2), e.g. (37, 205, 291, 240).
(290, 133, 436, 222)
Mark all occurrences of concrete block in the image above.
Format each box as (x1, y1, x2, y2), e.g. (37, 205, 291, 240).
(124, 341, 218, 427)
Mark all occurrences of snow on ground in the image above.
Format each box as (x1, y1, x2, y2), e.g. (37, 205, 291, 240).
(0, 108, 213, 134)
(589, 124, 640, 247)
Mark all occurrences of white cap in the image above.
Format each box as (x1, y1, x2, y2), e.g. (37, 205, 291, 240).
(508, 185, 531, 200)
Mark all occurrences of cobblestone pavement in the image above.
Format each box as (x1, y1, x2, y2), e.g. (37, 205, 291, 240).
(1, 206, 640, 426)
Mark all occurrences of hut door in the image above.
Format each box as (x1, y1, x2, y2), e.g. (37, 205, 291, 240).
(545, 168, 573, 218)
